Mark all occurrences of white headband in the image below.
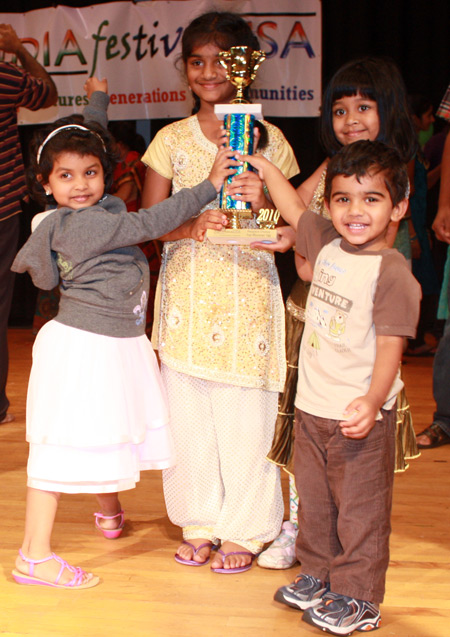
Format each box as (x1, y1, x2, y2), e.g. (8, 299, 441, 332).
(36, 124, 106, 164)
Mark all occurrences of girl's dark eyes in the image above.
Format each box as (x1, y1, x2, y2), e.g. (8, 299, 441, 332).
(333, 102, 375, 116)
(58, 170, 96, 178)
(188, 58, 223, 67)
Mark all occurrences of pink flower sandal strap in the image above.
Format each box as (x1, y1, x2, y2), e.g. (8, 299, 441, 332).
(94, 510, 125, 539)
(12, 549, 99, 589)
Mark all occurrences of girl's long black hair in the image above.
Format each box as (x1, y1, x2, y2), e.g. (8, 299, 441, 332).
(320, 56, 418, 163)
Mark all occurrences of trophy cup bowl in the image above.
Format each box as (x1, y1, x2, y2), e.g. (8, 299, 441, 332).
(219, 46, 266, 103)
(207, 46, 278, 245)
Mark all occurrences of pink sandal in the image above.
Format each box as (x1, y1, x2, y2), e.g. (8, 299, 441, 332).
(94, 510, 125, 539)
(12, 549, 99, 588)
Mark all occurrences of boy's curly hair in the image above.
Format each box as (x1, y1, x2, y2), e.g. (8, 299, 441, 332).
(325, 139, 409, 206)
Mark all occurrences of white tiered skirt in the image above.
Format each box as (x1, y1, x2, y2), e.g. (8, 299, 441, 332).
(26, 320, 175, 493)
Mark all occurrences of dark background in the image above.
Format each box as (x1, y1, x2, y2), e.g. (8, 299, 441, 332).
(9, 0, 450, 172)
(5, 0, 450, 323)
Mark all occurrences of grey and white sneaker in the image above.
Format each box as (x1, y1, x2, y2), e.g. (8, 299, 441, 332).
(274, 573, 330, 610)
(302, 592, 381, 635)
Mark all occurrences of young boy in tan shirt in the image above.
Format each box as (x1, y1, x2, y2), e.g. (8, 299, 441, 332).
(241, 140, 421, 635)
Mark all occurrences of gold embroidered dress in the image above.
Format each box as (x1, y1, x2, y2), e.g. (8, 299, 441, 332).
(142, 116, 299, 551)
(142, 116, 299, 391)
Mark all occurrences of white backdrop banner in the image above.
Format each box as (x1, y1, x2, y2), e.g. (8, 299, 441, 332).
(1, 0, 321, 124)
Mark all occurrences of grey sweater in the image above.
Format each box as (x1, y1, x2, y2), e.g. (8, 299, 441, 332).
(12, 180, 217, 337)
(83, 90, 109, 129)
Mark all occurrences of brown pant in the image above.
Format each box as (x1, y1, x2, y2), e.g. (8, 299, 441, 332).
(293, 406, 396, 604)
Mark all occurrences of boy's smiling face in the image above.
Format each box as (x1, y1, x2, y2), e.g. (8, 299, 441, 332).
(326, 171, 408, 251)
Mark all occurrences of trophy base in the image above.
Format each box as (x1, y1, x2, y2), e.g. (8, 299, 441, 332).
(206, 228, 278, 245)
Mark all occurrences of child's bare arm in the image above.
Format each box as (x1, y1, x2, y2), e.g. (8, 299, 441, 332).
(295, 252, 314, 281)
(296, 158, 329, 210)
(339, 335, 404, 439)
(238, 153, 305, 228)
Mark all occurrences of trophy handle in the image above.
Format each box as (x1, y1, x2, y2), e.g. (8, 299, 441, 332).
(250, 50, 266, 79)
(219, 52, 232, 80)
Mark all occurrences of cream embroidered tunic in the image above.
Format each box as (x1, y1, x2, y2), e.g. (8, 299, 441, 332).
(142, 115, 299, 391)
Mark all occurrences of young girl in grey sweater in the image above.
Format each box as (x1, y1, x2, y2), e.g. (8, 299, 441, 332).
(11, 118, 234, 589)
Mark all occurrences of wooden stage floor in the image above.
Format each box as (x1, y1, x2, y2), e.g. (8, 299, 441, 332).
(1, 328, 449, 636)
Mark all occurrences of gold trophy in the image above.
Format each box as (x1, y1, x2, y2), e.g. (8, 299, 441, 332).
(206, 46, 279, 245)
(220, 46, 265, 104)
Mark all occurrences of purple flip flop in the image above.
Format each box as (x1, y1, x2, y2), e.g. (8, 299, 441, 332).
(210, 549, 256, 574)
(174, 541, 213, 566)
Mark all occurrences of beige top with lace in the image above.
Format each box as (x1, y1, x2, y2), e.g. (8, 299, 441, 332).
(142, 115, 299, 391)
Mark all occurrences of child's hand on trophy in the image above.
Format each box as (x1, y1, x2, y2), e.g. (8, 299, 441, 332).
(236, 152, 271, 181)
(208, 146, 240, 192)
(189, 210, 228, 242)
(250, 224, 297, 253)
(217, 128, 230, 149)
(227, 170, 266, 212)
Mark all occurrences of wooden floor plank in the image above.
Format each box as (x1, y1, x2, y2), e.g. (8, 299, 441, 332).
(1, 328, 449, 636)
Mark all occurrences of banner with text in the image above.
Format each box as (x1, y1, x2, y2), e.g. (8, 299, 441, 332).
(1, 0, 321, 124)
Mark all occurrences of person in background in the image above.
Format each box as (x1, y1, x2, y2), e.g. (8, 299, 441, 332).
(416, 83, 450, 449)
(108, 121, 147, 211)
(403, 94, 441, 356)
(109, 120, 161, 335)
(424, 113, 449, 311)
(0, 23, 57, 425)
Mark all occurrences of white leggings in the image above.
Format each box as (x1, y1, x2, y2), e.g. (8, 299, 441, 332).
(161, 364, 283, 553)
